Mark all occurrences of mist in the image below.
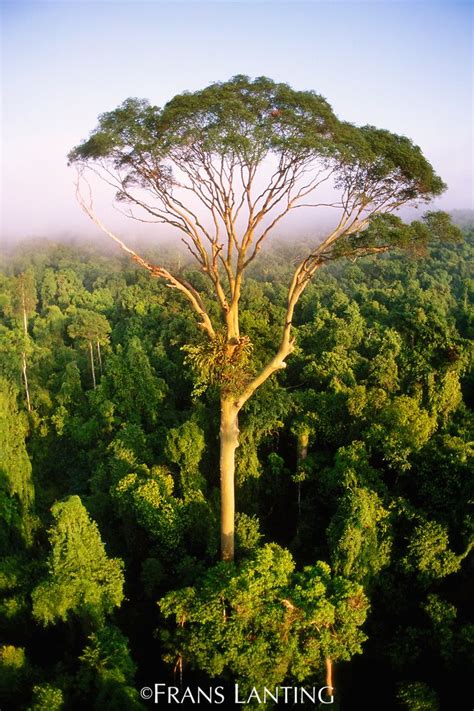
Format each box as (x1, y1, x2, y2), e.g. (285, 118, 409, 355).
(2, 1, 472, 249)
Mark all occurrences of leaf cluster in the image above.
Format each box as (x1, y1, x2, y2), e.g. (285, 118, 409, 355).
(159, 544, 368, 691)
(31, 496, 124, 626)
(183, 331, 254, 396)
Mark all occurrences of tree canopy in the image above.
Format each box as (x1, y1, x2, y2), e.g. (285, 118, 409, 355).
(0, 229, 472, 708)
(69, 76, 446, 325)
(32, 496, 124, 627)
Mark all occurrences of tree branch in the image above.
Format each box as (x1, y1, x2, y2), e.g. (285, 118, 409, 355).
(74, 171, 216, 339)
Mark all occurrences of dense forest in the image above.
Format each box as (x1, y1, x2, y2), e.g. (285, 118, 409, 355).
(0, 224, 473, 710)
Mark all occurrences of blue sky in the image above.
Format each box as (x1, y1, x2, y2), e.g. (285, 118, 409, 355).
(1, 0, 472, 242)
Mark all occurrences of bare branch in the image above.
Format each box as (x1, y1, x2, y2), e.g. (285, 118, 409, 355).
(74, 170, 216, 339)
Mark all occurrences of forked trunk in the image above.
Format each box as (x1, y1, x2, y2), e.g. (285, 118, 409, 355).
(219, 397, 239, 561)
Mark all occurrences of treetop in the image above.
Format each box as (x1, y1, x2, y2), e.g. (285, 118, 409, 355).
(68, 75, 444, 204)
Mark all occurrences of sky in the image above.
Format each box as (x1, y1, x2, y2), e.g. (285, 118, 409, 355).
(1, 0, 473, 246)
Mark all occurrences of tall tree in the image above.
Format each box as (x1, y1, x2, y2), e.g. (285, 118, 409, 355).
(7, 271, 37, 411)
(69, 75, 453, 561)
(67, 309, 111, 389)
(0, 379, 35, 550)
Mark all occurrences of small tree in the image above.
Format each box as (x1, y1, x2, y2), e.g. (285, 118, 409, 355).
(32, 496, 124, 627)
(69, 75, 454, 561)
(67, 309, 111, 389)
(29, 684, 64, 711)
(77, 625, 142, 710)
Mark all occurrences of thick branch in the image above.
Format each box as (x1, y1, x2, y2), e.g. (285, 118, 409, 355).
(234, 215, 383, 409)
(75, 173, 216, 339)
(234, 259, 314, 410)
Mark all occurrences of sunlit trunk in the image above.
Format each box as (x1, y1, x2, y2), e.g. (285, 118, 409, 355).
(21, 293, 31, 411)
(88, 341, 97, 389)
(220, 397, 239, 561)
(325, 657, 334, 698)
(22, 351, 31, 412)
(96, 340, 103, 375)
(22, 308, 28, 337)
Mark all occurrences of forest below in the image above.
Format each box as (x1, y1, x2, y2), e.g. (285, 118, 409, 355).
(0, 224, 473, 710)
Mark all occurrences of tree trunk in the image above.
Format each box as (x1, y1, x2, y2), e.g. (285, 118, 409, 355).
(88, 341, 97, 389)
(297, 431, 309, 463)
(325, 657, 334, 697)
(296, 431, 309, 518)
(21, 295, 31, 412)
(96, 341, 103, 375)
(22, 351, 31, 412)
(220, 397, 239, 561)
(22, 307, 28, 337)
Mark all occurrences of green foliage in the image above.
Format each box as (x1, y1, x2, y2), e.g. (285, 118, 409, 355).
(113, 469, 181, 550)
(29, 684, 64, 710)
(235, 512, 262, 556)
(367, 327, 402, 392)
(165, 418, 206, 494)
(328, 486, 391, 583)
(333, 212, 461, 261)
(104, 423, 152, 484)
(100, 336, 167, 426)
(40, 268, 58, 309)
(111, 443, 219, 568)
(112, 465, 218, 563)
(235, 382, 291, 484)
(397, 681, 439, 711)
(423, 594, 457, 662)
(77, 625, 142, 710)
(402, 520, 461, 582)
(326, 442, 391, 583)
(7, 270, 37, 324)
(411, 431, 473, 528)
(0, 645, 30, 701)
(183, 332, 253, 396)
(159, 544, 368, 691)
(69, 77, 340, 166)
(67, 307, 111, 344)
(32, 496, 124, 626)
(0, 555, 37, 629)
(69, 76, 444, 209)
(0, 378, 36, 550)
(0, 323, 24, 386)
(366, 395, 435, 469)
(0, 229, 472, 707)
(57, 361, 83, 405)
